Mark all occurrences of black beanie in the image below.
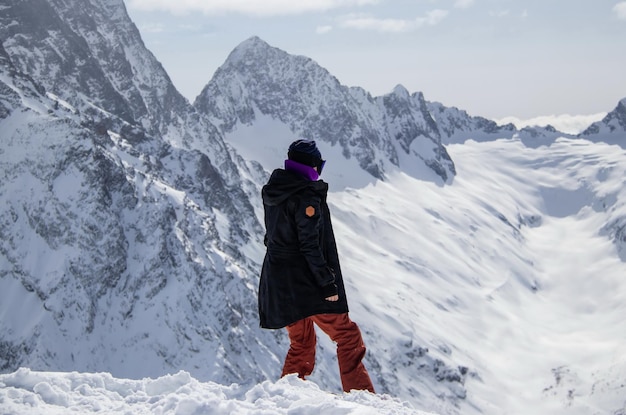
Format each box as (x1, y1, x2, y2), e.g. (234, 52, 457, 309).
(287, 139, 323, 169)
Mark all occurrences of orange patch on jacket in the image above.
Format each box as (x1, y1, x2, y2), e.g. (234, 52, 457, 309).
(305, 206, 316, 217)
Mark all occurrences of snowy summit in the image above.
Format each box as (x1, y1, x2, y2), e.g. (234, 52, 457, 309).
(0, 369, 429, 415)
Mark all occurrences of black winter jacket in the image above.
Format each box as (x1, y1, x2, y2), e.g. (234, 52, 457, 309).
(258, 168, 349, 329)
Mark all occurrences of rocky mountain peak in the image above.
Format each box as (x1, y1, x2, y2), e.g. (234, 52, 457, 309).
(612, 98, 626, 126)
(228, 35, 273, 58)
(0, 0, 191, 138)
(1, 0, 270, 386)
(195, 37, 456, 183)
(580, 97, 626, 146)
(391, 84, 411, 99)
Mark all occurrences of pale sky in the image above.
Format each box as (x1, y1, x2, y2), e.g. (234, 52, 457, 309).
(125, 0, 626, 120)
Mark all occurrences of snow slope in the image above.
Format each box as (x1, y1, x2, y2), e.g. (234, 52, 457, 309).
(337, 137, 626, 414)
(0, 369, 429, 415)
(2, 134, 624, 415)
(227, 129, 626, 414)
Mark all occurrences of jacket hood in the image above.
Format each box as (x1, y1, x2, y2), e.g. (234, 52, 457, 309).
(262, 169, 328, 206)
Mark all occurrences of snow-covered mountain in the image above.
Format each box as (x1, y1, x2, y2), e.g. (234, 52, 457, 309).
(194, 36, 571, 184)
(195, 36, 460, 183)
(2, 1, 626, 414)
(0, 0, 192, 138)
(0, 0, 466, 402)
(427, 100, 518, 144)
(0, 0, 278, 388)
(580, 98, 626, 146)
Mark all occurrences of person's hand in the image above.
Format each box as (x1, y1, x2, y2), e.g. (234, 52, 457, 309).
(321, 281, 338, 301)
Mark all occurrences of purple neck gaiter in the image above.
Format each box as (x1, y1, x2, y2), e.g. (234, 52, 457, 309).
(285, 159, 319, 181)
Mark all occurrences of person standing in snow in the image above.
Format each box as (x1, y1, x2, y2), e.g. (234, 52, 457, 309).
(258, 139, 375, 394)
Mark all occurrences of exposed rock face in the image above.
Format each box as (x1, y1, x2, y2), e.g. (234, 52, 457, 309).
(195, 37, 458, 182)
(580, 98, 626, 146)
(0, 0, 273, 385)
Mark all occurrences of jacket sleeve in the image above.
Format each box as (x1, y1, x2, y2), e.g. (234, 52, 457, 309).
(293, 194, 336, 289)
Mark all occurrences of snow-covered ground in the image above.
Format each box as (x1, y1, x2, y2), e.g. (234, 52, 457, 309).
(2, 133, 625, 415)
(0, 369, 429, 415)
(327, 136, 626, 414)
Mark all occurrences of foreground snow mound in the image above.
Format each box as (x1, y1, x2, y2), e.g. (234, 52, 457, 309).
(0, 368, 433, 415)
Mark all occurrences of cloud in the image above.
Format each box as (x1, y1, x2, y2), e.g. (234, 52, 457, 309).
(614, 2, 626, 20)
(340, 9, 449, 33)
(495, 113, 607, 135)
(454, 0, 474, 9)
(316, 25, 333, 34)
(126, 0, 380, 17)
(425, 9, 449, 25)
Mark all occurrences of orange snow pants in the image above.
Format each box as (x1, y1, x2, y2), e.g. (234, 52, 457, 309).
(281, 313, 375, 393)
